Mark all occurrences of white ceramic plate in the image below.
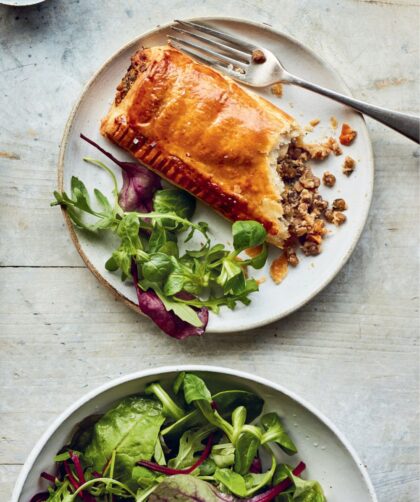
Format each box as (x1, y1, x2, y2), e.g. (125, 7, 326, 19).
(12, 365, 377, 502)
(59, 17, 374, 333)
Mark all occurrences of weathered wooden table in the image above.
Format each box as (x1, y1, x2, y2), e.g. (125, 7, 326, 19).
(0, 1, 418, 500)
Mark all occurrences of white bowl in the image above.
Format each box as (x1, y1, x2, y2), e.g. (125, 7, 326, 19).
(12, 366, 377, 501)
(0, 0, 46, 6)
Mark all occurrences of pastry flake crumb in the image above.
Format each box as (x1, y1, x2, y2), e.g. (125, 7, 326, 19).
(270, 83, 283, 97)
(330, 116, 338, 129)
(301, 137, 342, 160)
(270, 253, 288, 284)
(343, 155, 356, 176)
(256, 276, 266, 285)
(309, 118, 320, 127)
(339, 123, 357, 145)
(326, 137, 343, 156)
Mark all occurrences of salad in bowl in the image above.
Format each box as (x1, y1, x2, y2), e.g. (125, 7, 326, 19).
(13, 367, 376, 502)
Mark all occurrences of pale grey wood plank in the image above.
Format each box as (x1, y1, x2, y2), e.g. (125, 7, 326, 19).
(0, 466, 22, 502)
(0, 1, 418, 501)
(0, 266, 418, 502)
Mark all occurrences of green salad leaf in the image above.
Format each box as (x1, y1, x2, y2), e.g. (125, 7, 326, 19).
(68, 414, 103, 452)
(183, 372, 213, 404)
(210, 443, 235, 468)
(260, 412, 297, 455)
(183, 393, 234, 441)
(157, 293, 203, 327)
(52, 154, 270, 338)
(232, 220, 267, 251)
(234, 429, 260, 475)
(153, 438, 166, 466)
(153, 188, 196, 225)
(243, 453, 276, 495)
(44, 479, 74, 502)
(286, 467, 326, 501)
(32, 372, 326, 502)
(83, 396, 165, 483)
(214, 468, 247, 497)
(142, 253, 174, 282)
(162, 389, 264, 440)
(168, 425, 212, 470)
(145, 382, 185, 421)
(173, 372, 186, 395)
(132, 465, 162, 488)
(272, 463, 293, 485)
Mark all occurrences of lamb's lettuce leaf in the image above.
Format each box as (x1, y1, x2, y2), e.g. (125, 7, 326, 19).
(286, 468, 326, 501)
(153, 188, 196, 227)
(232, 220, 267, 251)
(210, 443, 235, 468)
(168, 426, 212, 470)
(260, 412, 297, 455)
(145, 382, 185, 421)
(162, 390, 264, 440)
(183, 373, 212, 404)
(234, 429, 260, 475)
(42, 479, 73, 502)
(214, 468, 247, 497)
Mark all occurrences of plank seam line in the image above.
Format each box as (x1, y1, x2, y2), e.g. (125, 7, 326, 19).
(0, 265, 85, 269)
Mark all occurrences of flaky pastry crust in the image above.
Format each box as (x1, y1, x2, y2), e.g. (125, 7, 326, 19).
(101, 46, 302, 246)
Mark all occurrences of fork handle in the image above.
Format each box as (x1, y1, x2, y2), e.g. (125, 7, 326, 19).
(286, 75, 420, 144)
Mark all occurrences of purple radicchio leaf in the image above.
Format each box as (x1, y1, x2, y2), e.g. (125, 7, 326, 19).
(149, 474, 237, 502)
(131, 260, 208, 339)
(80, 133, 162, 212)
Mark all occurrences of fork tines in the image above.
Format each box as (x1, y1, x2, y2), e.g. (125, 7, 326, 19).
(168, 20, 258, 74)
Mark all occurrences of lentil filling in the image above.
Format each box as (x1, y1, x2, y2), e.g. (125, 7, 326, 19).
(277, 139, 347, 262)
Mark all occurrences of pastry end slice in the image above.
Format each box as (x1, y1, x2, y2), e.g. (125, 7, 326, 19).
(101, 45, 303, 247)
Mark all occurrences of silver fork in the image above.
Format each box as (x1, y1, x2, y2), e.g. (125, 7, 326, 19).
(169, 20, 419, 144)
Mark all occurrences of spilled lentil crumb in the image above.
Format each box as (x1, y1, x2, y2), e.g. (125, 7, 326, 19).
(343, 155, 356, 176)
(332, 198, 347, 211)
(322, 171, 336, 187)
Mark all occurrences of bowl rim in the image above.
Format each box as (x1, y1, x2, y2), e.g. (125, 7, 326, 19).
(0, 0, 46, 5)
(57, 15, 374, 333)
(12, 364, 378, 501)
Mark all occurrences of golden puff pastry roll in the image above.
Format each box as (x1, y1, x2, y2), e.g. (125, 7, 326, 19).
(101, 46, 302, 247)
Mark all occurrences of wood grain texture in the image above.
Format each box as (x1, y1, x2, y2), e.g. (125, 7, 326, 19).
(0, 0, 418, 501)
